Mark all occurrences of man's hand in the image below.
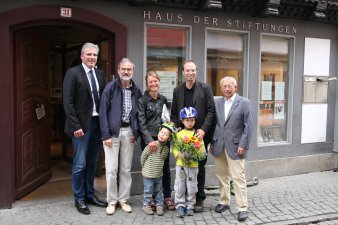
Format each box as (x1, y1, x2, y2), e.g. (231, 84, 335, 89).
(74, 129, 84, 138)
(196, 129, 205, 140)
(148, 141, 158, 153)
(103, 138, 112, 148)
(130, 136, 136, 143)
(237, 147, 245, 156)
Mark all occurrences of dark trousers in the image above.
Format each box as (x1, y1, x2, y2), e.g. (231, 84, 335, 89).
(196, 156, 207, 201)
(196, 138, 210, 202)
(141, 137, 172, 199)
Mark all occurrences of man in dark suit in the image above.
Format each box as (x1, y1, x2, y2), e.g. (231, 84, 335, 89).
(171, 60, 216, 212)
(210, 76, 254, 222)
(63, 42, 107, 215)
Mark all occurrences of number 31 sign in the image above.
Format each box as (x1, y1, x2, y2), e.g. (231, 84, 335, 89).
(60, 7, 72, 18)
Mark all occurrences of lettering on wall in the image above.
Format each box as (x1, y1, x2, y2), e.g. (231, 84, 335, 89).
(144, 11, 297, 34)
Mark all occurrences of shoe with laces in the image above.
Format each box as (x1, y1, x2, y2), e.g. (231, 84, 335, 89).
(143, 205, 154, 215)
(186, 208, 194, 216)
(106, 203, 116, 215)
(238, 211, 248, 221)
(121, 202, 132, 213)
(176, 206, 185, 218)
(156, 205, 164, 216)
(194, 200, 204, 213)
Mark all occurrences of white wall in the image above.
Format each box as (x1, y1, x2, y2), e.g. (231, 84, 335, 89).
(301, 38, 330, 144)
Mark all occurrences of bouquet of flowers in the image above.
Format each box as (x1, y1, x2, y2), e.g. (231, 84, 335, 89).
(176, 135, 206, 165)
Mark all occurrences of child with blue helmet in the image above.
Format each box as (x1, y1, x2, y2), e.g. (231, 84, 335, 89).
(173, 107, 206, 218)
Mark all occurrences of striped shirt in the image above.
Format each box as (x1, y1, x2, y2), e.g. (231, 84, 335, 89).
(141, 141, 169, 178)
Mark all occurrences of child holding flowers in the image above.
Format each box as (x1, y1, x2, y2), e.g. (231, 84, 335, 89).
(172, 107, 206, 218)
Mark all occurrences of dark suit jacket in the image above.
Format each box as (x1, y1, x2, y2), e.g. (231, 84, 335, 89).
(211, 94, 254, 160)
(171, 81, 216, 145)
(63, 64, 105, 135)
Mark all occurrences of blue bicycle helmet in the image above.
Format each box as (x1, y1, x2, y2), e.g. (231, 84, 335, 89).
(179, 107, 198, 119)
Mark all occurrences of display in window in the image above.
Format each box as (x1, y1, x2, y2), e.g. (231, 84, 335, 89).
(157, 71, 177, 102)
(258, 35, 292, 144)
(261, 81, 272, 100)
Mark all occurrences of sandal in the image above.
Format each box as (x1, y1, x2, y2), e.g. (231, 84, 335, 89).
(164, 197, 175, 211)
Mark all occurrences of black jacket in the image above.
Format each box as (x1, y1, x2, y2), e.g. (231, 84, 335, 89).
(137, 91, 168, 145)
(171, 81, 216, 146)
(63, 64, 105, 135)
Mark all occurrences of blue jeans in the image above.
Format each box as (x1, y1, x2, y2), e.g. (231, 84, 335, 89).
(141, 137, 171, 199)
(143, 177, 164, 206)
(71, 118, 101, 201)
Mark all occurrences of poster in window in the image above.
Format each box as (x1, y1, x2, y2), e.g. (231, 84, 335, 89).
(157, 71, 177, 102)
(275, 82, 285, 101)
(274, 103, 284, 120)
(261, 81, 272, 100)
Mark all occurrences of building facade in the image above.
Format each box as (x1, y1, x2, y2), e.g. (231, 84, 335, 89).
(0, 0, 337, 208)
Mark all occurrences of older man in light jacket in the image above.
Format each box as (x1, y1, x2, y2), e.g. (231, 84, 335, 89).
(210, 76, 254, 222)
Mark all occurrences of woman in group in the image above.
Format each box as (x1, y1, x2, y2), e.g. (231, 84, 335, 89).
(137, 71, 175, 211)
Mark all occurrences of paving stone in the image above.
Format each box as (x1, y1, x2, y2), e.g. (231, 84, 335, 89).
(1, 171, 338, 225)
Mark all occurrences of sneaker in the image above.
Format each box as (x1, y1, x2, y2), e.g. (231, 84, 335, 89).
(121, 202, 132, 213)
(176, 206, 185, 218)
(186, 208, 194, 216)
(156, 205, 164, 216)
(106, 203, 116, 215)
(194, 200, 204, 213)
(143, 205, 154, 215)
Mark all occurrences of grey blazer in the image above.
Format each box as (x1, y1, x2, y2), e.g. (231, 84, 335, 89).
(211, 94, 254, 160)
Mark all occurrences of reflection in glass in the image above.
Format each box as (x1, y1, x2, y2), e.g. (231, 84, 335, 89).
(206, 30, 245, 96)
(146, 26, 189, 102)
(259, 35, 291, 144)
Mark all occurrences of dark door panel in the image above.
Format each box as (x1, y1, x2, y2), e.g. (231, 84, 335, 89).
(14, 29, 51, 199)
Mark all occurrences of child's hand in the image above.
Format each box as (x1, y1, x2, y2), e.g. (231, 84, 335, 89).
(177, 153, 184, 159)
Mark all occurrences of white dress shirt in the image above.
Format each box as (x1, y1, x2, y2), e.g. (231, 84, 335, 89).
(224, 93, 236, 121)
(83, 63, 100, 116)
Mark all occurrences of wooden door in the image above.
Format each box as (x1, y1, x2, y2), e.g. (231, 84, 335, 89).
(14, 29, 51, 199)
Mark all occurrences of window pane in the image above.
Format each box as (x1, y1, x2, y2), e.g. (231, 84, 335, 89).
(206, 30, 244, 96)
(258, 35, 290, 144)
(146, 26, 188, 102)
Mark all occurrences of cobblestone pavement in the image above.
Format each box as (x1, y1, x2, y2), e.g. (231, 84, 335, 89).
(0, 171, 337, 225)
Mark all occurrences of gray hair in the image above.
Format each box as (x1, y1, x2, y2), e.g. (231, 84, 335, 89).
(81, 43, 99, 54)
(118, 57, 135, 70)
(220, 76, 237, 87)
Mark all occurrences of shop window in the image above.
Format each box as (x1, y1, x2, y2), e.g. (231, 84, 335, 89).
(146, 25, 190, 102)
(206, 30, 247, 96)
(258, 35, 292, 144)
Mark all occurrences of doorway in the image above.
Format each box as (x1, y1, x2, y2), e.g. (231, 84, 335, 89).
(14, 24, 113, 199)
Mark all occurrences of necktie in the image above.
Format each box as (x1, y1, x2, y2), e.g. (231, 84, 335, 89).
(88, 69, 100, 112)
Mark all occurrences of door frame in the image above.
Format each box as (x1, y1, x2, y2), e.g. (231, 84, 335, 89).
(0, 5, 127, 208)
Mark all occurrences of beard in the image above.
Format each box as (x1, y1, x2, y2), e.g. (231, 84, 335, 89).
(120, 74, 133, 82)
